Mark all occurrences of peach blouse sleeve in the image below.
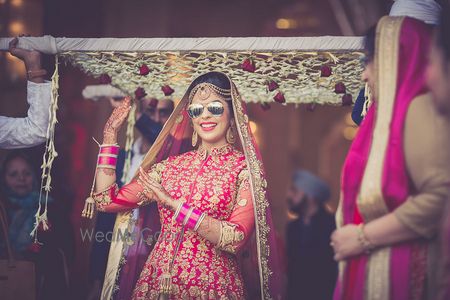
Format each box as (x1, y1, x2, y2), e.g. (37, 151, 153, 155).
(216, 168, 255, 254)
(93, 160, 167, 213)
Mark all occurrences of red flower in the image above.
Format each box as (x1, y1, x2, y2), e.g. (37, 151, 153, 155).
(260, 102, 271, 111)
(100, 74, 111, 84)
(161, 85, 175, 96)
(307, 103, 316, 112)
(135, 87, 147, 99)
(335, 82, 346, 94)
(273, 91, 285, 103)
(139, 64, 150, 76)
(320, 65, 332, 77)
(267, 80, 279, 92)
(28, 242, 41, 253)
(342, 94, 353, 106)
(242, 58, 256, 72)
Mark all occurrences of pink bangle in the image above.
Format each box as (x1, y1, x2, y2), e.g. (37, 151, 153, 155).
(176, 203, 190, 224)
(100, 145, 119, 155)
(97, 156, 117, 166)
(186, 209, 202, 230)
(174, 203, 204, 230)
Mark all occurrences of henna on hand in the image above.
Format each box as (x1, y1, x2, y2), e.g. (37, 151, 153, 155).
(103, 97, 132, 143)
(99, 168, 115, 176)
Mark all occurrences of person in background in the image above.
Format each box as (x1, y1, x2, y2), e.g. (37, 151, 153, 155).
(286, 170, 336, 300)
(1, 37, 51, 149)
(425, 2, 450, 299)
(351, 0, 442, 126)
(331, 16, 450, 300)
(0, 151, 71, 299)
(122, 97, 175, 184)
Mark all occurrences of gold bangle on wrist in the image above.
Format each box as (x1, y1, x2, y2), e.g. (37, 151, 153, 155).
(357, 224, 374, 254)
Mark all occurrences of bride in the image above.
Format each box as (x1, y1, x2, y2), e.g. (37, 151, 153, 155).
(91, 72, 282, 299)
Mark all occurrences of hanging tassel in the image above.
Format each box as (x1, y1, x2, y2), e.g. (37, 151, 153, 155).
(361, 82, 373, 118)
(31, 55, 60, 239)
(81, 197, 95, 219)
(158, 272, 173, 300)
(82, 137, 101, 219)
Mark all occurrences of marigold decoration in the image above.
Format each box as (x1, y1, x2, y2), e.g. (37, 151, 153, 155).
(242, 58, 256, 72)
(335, 82, 346, 94)
(135, 87, 146, 99)
(161, 85, 175, 96)
(267, 80, 279, 92)
(273, 91, 285, 103)
(321, 65, 332, 77)
(342, 94, 353, 106)
(139, 64, 150, 76)
(100, 74, 112, 84)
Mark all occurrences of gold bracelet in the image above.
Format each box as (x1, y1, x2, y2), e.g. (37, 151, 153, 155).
(357, 224, 374, 254)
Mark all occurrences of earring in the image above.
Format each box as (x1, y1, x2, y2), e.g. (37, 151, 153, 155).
(192, 130, 198, 147)
(226, 126, 236, 144)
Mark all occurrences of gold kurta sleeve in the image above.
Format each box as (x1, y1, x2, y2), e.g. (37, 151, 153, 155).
(393, 94, 450, 238)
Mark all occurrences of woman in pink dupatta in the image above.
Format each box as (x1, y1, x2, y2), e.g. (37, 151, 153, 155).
(89, 71, 282, 299)
(331, 16, 450, 300)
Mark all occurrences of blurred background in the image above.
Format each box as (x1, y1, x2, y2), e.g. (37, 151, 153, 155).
(0, 0, 391, 299)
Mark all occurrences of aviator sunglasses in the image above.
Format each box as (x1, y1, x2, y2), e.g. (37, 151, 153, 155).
(187, 101, 225, 119)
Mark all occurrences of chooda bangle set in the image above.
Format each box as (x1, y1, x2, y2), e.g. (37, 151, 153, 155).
(173, 202, 206, 231)
(97, 144, 120, 170)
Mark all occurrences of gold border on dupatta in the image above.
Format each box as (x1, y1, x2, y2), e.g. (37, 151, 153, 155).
(356, 16, 404, 300)
(231, 82, 272, 300)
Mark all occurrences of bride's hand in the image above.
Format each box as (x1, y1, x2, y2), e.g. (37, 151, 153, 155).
(138, 167, 176, 209)
(103, 96, 132, 144)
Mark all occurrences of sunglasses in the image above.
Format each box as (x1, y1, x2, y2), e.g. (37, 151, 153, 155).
(187, 101, 225, 119)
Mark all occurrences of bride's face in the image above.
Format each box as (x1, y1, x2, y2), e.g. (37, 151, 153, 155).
(189, 90, 232, 147)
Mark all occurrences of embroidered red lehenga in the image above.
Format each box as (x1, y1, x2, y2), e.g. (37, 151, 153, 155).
(92, 72, 282, 299)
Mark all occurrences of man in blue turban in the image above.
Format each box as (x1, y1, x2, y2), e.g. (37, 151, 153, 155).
(286, 170, 337, 300)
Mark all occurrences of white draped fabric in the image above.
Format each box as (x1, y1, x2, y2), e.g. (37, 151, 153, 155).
(0, 36, 363, 53)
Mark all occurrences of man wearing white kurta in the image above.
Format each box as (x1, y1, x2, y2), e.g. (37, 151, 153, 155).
(1, 37, 51, 149)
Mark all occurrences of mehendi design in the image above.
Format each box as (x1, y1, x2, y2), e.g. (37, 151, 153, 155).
(99, 167, 115, 176)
